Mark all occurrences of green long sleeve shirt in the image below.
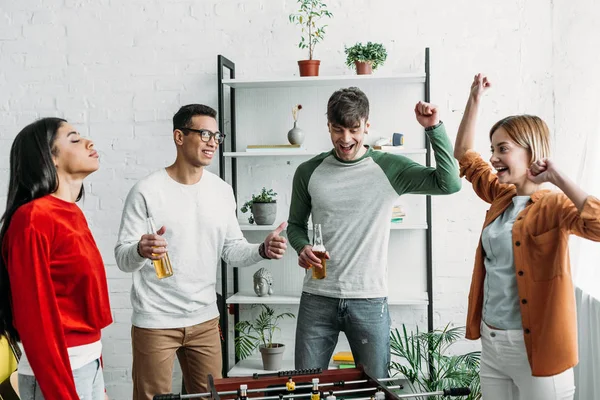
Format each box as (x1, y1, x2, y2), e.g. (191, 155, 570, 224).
(287, 123, 461, 298)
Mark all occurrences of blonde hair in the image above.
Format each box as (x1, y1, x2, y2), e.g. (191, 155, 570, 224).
(489, 115, 551, 164)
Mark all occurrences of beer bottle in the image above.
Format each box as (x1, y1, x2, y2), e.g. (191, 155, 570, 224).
(311, 224, 327, 279)
(146, 217, 174, 279)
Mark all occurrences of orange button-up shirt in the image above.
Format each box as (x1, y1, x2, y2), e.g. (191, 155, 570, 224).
(460, 150, 600, 376)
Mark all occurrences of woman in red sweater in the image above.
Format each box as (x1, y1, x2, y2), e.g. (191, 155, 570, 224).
(0, 118, 113, 399)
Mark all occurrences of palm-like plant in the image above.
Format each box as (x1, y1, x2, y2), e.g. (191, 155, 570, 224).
(234, 305, 295, 360)
(389, 324, 482, 400)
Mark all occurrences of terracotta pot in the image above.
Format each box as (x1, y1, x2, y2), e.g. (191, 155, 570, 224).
(298, 60, 321, 77)
(355, 61, 373, 75)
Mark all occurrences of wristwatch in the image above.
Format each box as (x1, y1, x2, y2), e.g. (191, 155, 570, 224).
(259, 242, 271, 259)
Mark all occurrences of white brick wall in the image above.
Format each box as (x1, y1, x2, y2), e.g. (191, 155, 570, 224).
(0, 1, 596, 399)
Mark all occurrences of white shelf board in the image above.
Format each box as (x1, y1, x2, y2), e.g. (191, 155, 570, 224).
(224, 148, 427, 157)
(224, 151, 321, 157)
(228, 357, 337, 377)
(390, 223, 428, 230)
(239, 223, 428, 231)
(226, 292, 429, 306)
(373, 148, 427, 155)
(222, 73, 426, 89)
(226, 293, 302, 305)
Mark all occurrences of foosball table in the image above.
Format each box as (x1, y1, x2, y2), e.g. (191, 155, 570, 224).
(153, 367, 471, 400)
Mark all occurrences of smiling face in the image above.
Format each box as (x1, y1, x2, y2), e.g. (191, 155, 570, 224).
(326, 87, 370, 162)
(488, 115, 551, 191)
(489, 127, 531, 186)
(329, 119, 369, 161)
(52, 122, 99, 178)
(175, 115, 219, 168)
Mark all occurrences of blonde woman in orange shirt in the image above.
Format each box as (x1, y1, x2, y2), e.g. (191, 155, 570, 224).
(451, 73, 600, 400)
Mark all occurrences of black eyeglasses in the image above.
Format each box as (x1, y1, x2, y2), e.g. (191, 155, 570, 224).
(177, 127, 226, 144)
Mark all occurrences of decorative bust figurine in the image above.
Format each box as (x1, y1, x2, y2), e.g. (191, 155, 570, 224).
(253, 268, 274, 297)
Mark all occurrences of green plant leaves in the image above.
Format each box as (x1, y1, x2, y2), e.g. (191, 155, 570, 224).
(344, 42, 388, 70)
(288, 0, 333, 59)
(240, 188, 277, 224)
(389, 324, 482, 400)
(234, 305, 296, 360)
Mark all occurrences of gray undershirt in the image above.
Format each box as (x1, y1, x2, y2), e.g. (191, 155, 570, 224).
(481, 195, 530, 330)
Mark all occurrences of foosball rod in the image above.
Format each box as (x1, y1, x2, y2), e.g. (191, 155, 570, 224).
(154, 377, 403, 400)
(249, 377, 401, 395)
(245, 385, 403, 400)
(385, 387, 471, 399)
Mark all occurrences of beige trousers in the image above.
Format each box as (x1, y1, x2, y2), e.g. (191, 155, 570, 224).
(131, 317, 222, 400)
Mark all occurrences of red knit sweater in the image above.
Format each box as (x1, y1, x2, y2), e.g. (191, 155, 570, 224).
(2, 195, 112, 400)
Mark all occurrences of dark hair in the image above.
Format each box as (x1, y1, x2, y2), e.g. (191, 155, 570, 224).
(327, 87, 370, 128)
(0, 117, 83, 341)
(173, 104, 217, 132)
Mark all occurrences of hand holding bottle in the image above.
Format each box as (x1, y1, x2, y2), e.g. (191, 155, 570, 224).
(139, 217, 173, 279)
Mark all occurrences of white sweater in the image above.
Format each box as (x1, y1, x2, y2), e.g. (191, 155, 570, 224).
(115, 169, 263, 329)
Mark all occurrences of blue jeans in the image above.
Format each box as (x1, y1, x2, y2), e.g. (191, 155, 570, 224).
(19, 358, 104, 400)
(295, 292, 391, 378)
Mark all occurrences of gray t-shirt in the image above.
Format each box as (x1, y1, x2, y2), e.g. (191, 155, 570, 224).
(287, 124, 461, 298)
(481, 195, 530, 329)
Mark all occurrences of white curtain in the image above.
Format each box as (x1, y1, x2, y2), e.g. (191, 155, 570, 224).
(571, 121, 600, 297)
(571, 115, 600, 400)
(574, 287, 600, 400)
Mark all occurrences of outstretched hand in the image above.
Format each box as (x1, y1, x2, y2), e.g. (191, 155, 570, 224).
(263, 222, 288, 259)
(414, 101, 440, 129)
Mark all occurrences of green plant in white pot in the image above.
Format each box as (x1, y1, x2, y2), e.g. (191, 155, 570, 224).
(235, 305, 295, 371)
(344, 42, 388, 75)
(241, 188, 277, 225)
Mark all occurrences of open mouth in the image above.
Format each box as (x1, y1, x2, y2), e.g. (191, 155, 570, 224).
(496, 166, 508, 176)
(339, 143, 355, 154)
(202, 150, 214, 158)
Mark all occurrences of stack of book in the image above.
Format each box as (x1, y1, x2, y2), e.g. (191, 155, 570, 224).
(332, 351, 355, 369)
(391, 204, 406, 223)
(373, 145, 404, 153)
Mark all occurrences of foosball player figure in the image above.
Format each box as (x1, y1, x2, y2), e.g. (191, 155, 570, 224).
(239, 384, 248, 400)
(310, 378, 320, 400)
(325, 390, 336, 400)
(286, 377, 295, 392)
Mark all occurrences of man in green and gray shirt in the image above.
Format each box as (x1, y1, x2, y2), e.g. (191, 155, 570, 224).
(287, 87, 461, 377)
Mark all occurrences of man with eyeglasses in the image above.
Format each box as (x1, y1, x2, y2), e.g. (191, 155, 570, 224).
(115, 104, 288, 400)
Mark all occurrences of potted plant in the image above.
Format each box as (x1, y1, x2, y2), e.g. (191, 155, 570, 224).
(235, 305, 295, 371)
(241, 187, 277, 225)
(389, 324, 482, 400)
(289, 0, 333, 77)
(344, 42, 388, 75)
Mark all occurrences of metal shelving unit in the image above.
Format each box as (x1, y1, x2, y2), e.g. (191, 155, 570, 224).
(217, 48, 434, 376)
